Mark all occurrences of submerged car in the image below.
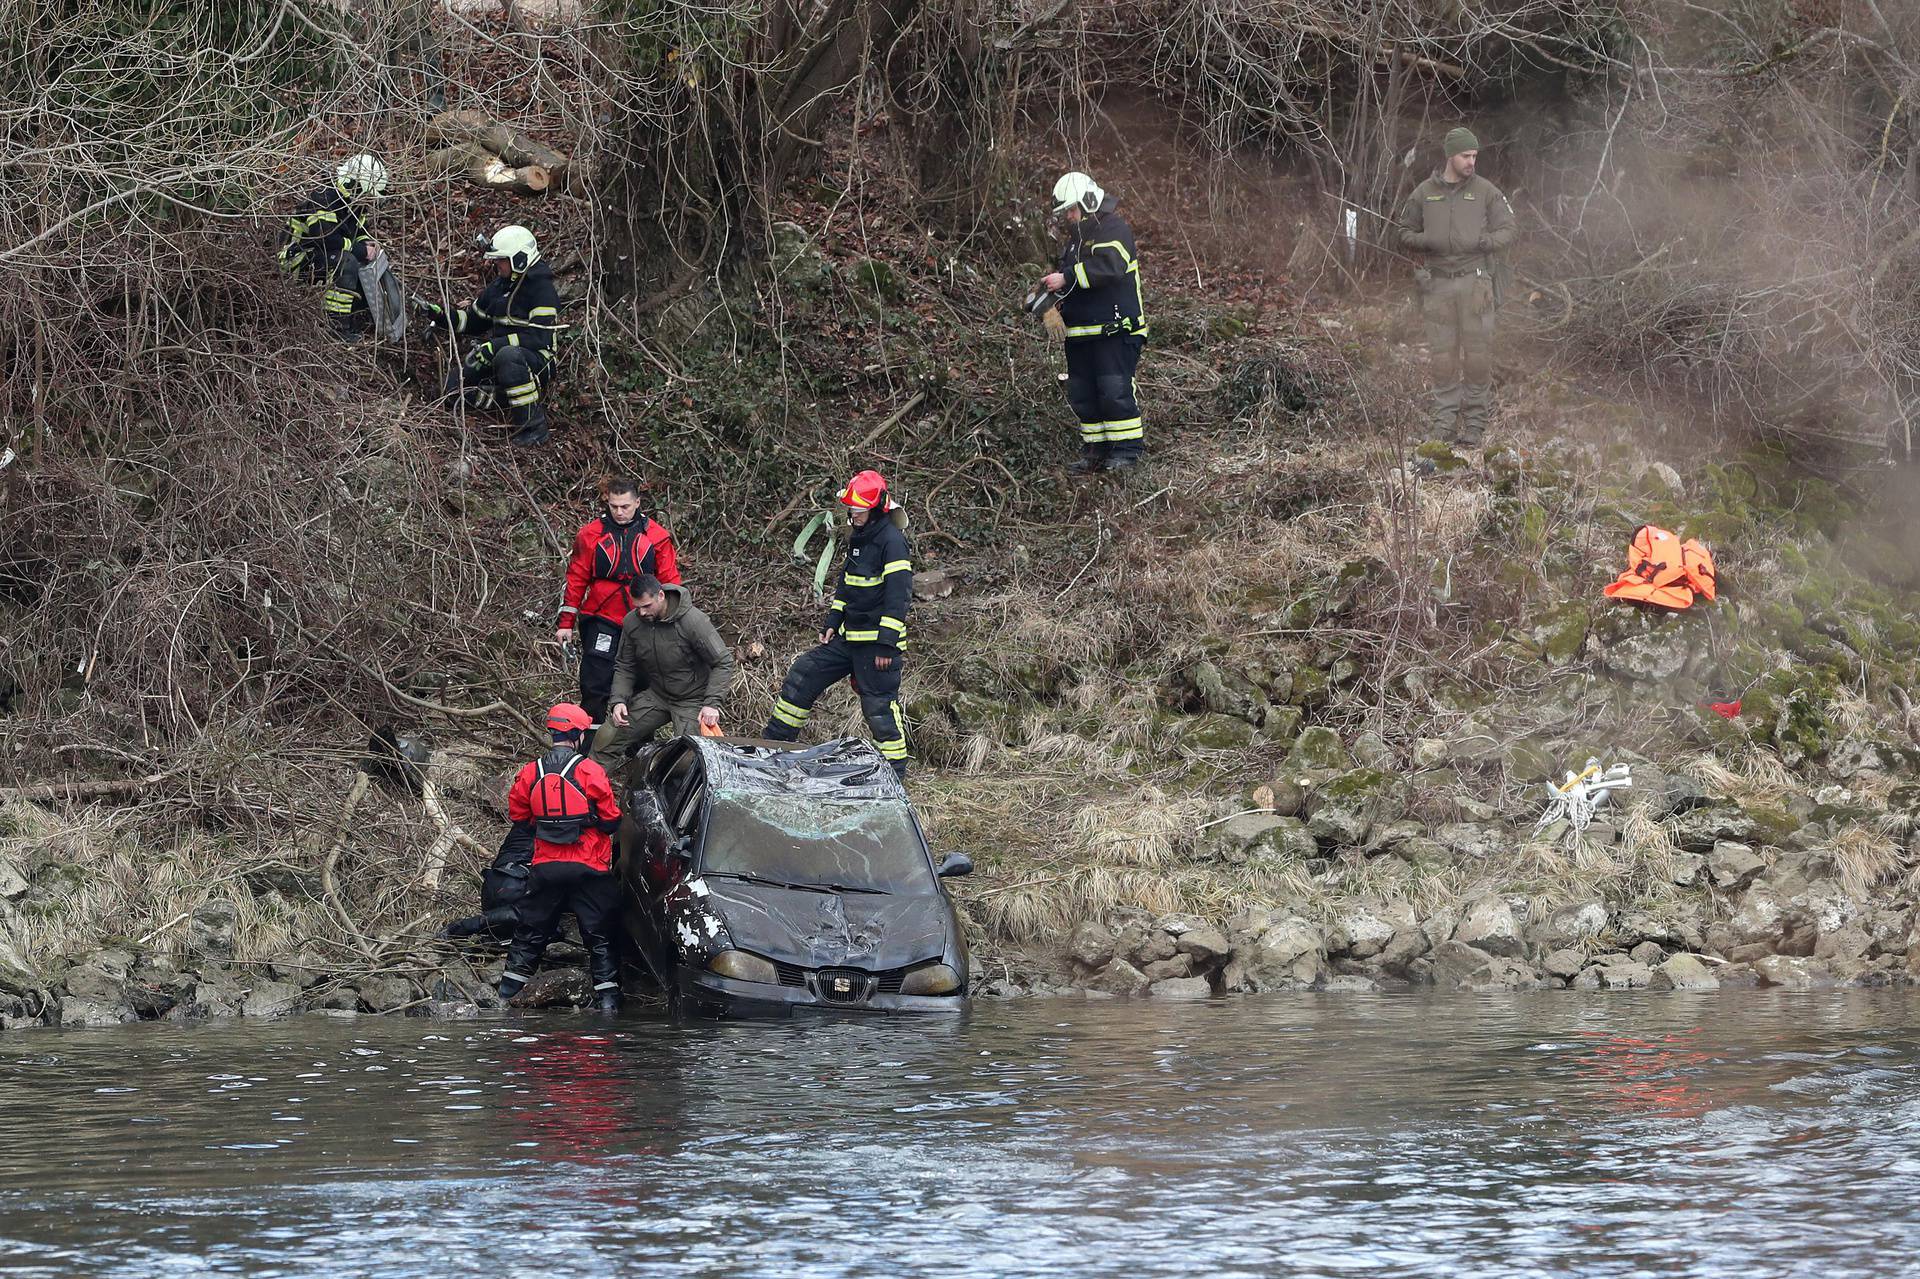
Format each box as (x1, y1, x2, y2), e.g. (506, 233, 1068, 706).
(615, 735, 972, 1016)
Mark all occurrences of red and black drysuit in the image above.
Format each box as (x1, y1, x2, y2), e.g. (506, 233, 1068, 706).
(435, 260, 563, 433)
(558, 510, 681, 723)
(502, 745, 624, 997)
(278, 183, 372, 335)
(762, 510, 913, 778)
(1054, 197, 1148, 462)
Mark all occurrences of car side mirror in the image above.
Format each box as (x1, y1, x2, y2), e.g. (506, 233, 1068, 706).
(937, 851, 973, 879)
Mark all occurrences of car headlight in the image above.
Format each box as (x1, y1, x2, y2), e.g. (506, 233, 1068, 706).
(707, 950, 779, 984)
(899, 963, 961, 996)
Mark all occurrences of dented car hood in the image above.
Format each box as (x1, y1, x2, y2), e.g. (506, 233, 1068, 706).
(700, 876, 951, 971)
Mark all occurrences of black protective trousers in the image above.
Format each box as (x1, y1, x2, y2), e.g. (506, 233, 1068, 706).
(1063, 336, 1145, 456)
(441, 345, 554, 428)
(503, 861, 622, 993)
(762, 637, 909, 777)
(573, 615, 622, 724)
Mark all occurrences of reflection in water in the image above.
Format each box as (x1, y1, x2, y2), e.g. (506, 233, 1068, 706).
(0, 992, 1916, 1278)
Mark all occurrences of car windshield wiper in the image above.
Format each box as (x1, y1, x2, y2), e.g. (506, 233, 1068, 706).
(822, 882, 887, 895)
(707, 871, 829, 894)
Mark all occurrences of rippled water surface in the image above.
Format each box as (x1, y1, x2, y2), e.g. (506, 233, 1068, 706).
(2, 992, 1916, 1277)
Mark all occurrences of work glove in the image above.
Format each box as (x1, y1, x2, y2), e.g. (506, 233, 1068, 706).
(470, 339, 497, 366)
(1476, 235, 1492, 252)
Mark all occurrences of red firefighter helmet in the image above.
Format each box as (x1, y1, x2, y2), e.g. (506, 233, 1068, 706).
(546, 702, 593, 732)
(837, 469, 888, 510)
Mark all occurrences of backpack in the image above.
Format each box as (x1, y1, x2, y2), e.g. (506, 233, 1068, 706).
(529, 748, 596, 844)
(481, 823, 534, 909)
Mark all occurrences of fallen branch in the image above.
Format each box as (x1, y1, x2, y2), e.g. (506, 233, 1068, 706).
(321, 769, 378, 960)
(420, 777, 490, 893)
(0, 765, 186, 804)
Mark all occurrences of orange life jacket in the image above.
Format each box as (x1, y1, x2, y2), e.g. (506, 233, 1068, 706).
(1602, 525, 1717, 610)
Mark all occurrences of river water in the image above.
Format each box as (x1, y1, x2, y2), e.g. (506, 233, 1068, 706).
(1, 991, 1915, 1277)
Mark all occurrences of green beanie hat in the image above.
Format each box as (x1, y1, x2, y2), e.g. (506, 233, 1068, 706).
(1444, 127, 1480, 157)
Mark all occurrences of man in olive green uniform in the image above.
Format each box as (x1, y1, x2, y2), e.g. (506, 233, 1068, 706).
(590, 575, 735, 770)
(1397, 127, 1517, 447)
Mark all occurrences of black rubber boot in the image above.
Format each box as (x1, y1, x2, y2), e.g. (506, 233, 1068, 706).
(595, 988, 620, 1013)
(509, 402, 550, 448)
(497, 975, 526, 1001)
(1106, 447, 1144, 471)
(1067, 443, 1111, 476)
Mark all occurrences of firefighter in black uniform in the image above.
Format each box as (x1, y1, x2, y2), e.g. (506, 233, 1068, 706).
(763, 469, 913, 779)
(424, 224, 563, 447)
(1036, 171, 1148, 474)
(278, 153, 388, 337)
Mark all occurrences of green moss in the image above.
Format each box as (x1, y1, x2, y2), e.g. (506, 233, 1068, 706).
(1318, 766, 1392, 802)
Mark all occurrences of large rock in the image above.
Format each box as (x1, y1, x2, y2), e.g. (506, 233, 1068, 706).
(1150, 976, 1213, 1000)
(1650, 954, 1720, 991)
(1287, 727, 1350, 772)
(0, 855, 27, 902)
(358, 975, 420, 1012)
(62, 950, 134, 1003)
(1376, 925, 1431, 975)
(1176, 926, 1231, 964)
(1667, 806, 1760, 853)
(1580, 959, 1652, 990)
(1453, 895, 1524, 957)
(509, 969, 590, 1009)
(1600, 628, 1702, 682)
(1191, 660, 1269, 726)
(1307, 769, 1400, 847)
(1068, 920, 1115, 969)
(1211, 814, 1316, 864)
(1542, 948, 1587, 980)
(1754, 955, 1833, 989)
(1234, 918, 1326, 991)
(188, 900, 238, 962)
(1331, 909, 1398, 960)
(1434, 823, 1507, 860)
(1430, 941, 1542, 991)
(1528, 900, 1609, 953)
(58, 997, 132, 1028)
(1088, 959, 1150, 997)
(1141, 955, 1194, 983)
(240, 980, 301, 1019)
(1707, 841, 1765, 890)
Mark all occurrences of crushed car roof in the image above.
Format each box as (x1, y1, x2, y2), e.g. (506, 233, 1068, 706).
(682, 735, 909, 801)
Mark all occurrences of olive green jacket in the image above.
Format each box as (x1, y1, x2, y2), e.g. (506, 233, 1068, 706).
(609, 584, 734, 710)
(1396, 173, 1516, 273)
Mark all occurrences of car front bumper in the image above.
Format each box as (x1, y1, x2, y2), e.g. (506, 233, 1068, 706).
(676, 968, 968, 1017)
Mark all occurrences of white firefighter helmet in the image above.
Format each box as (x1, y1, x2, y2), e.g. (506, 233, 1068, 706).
(484, 224, 541, 272)
(1052, 171, 1104, 215)
(335, 153, 389, 197)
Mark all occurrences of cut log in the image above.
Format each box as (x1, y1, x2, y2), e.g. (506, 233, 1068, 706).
(424, 109, 574, 179)
(425, 145, 551, 195)
(508, 164, 551, 195)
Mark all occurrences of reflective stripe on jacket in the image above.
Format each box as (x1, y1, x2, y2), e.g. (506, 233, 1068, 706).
(454, 259, 564, 355)
(826, 512, 912, 651)
(1055, 201, 1146, 343)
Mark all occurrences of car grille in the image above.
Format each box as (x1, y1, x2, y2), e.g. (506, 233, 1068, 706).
(773, 961, 807, 988)
(816, 968, 873, 1004)
(874, 967, 909, 994)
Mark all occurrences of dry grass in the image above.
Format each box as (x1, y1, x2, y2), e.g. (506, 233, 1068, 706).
(1828, 824, 1904, 902)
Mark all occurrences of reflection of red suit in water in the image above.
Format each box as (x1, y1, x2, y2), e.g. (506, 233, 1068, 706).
(507, 1032, 638, 1161)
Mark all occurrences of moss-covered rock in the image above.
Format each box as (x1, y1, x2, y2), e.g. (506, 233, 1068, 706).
(1176, 714, 1259, 753)
(1288, 725, 1350, 772)
(1289, 664, 1330, 709)
(1191, 660, 1269, 726)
